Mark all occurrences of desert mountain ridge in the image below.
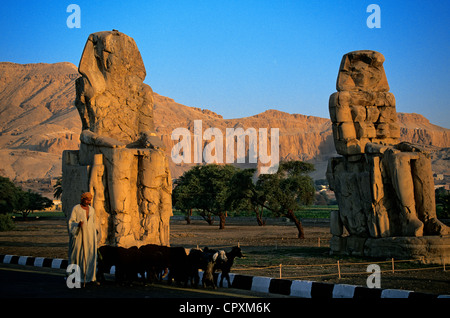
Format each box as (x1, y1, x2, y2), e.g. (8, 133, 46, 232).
(0, 62, 449, 197)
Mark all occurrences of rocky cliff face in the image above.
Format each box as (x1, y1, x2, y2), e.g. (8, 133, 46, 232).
(397, 113, 450, 147)
(0, 62, 448, 191)
(0, 62, 80, 147)
(0, 62, 81, 181)
(152, 92, 449, 181)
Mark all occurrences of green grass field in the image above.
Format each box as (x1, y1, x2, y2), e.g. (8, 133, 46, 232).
(11, 211, 65, 219)
(172, 205, 337, 219)
(8, 204, 337, 221)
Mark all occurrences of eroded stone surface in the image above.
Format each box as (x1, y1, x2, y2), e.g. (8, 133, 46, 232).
(62, 31, 172, 247)
(327, 50, 449, 263)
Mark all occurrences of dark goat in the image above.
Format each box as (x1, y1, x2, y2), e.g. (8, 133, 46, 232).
(139, 244, 170, 283)
(215, 246, 244, 287)
(167, 246, 189, 286)
(97, 245, 144, 285)
(97, 244, 239, 289)
(97, 245, 118, 282)
(115, 246, 145, 285)
(186, 248, 203, 287)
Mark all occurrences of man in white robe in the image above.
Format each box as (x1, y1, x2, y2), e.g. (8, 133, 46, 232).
(68, 192, 98, 285)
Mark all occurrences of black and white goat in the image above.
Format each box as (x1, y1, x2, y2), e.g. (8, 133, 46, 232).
(214, 246, 244, 287)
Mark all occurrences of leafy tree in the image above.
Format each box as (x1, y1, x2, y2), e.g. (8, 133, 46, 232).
(15, 190, 53, 219)
(227, 168, 268, 226)
(195, 164, 237, 229)
(0, 176, 53, 219)
(0, 177, 18, 230)
(172, 160, 315, 237)
(256, 161, 315, 238)
(314, 191, 329, 205)
(0, 176, 19, 214)
(173, 167, 203, 224)
(436, 188, 450, 219)
(0, 213, 15, 231)
(173, 164, 237, 229)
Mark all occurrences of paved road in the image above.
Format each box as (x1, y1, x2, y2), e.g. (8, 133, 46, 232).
(0, 264, 298, 298)
(0, 263, 294, 315)
(0, 263, 285, 299)
(1, 264, 438, 316)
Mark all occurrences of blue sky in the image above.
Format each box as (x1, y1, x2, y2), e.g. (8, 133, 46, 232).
(1, 1, 449, 128)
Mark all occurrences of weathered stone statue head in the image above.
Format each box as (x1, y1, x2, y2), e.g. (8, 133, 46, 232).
(75, 30, 157, 147)
(329, 50, 399, 156)
(336, 50, 389, 92)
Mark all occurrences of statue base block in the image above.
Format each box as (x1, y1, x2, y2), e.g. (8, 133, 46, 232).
(330, 235, 450, 265)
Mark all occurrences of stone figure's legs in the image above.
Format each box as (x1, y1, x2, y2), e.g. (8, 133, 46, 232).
(369, 155, 391, 238)
(137, 149, 172, 246)
(412, 154, 449, 235)
(105, 149, 140, 247)
(89, 154, 108, 245)
(386, 151, 424, 237)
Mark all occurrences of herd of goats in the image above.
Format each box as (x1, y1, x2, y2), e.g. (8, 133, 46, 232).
(96, 244, 244, 288)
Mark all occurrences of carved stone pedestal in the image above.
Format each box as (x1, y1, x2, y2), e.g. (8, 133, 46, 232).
(330, 234, 450, 265)
(62, 146, 172, 247)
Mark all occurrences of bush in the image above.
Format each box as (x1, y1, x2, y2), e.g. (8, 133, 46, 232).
(436, 188, 450, 219)
(0, 214, 15, 231)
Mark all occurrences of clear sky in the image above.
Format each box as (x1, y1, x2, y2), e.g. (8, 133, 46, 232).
(1, 1, 449, 128)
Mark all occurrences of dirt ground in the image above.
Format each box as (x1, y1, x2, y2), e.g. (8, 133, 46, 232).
(1, 216, 449, 296)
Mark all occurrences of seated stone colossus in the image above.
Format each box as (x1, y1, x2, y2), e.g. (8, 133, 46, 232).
(326, 50, 448, 252)
(62, 30, 172, 248)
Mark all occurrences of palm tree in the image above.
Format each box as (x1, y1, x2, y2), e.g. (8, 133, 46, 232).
(53, 176, 63, 199)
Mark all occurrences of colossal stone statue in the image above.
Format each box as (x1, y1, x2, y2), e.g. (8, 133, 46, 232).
(62, 30, 172, 248)
(326, 50, 449, 262)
